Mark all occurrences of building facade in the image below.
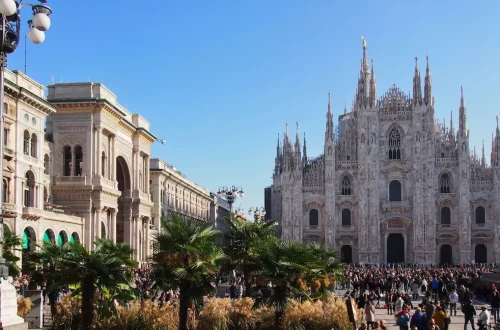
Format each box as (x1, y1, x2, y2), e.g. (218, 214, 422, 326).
(269, 40, 500, 265)
(150, 158, 212, 229)
(46, 82, 155, 263)
(1, 70, 84, 269)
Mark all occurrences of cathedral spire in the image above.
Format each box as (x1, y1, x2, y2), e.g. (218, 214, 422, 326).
(325, 92, 334, 142)
(369, 58, 377, 107)
(302, 132, 307, 167)
(276, 133, 281, 158)
(459, 86, 467, 137)
(482, 140, 486, 168)
(295, 122, 301, 168)
(344, 100, 347, 115)
(413, 56, 422, 105)
(424, 56, 433, 106)
(355, 37, 369, 109)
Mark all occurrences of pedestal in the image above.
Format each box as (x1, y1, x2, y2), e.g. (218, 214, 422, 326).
(24, 291, 42, 329)
(0, 278, 27, 329)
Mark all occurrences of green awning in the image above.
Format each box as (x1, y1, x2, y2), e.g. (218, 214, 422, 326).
(43, 231, 50, 242)
(22, 231, 28, 249)
(70, 233, 75, 244)
(57, 233, 63, 247)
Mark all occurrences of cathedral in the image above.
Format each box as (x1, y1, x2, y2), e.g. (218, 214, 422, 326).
(269, 39, 500, 265)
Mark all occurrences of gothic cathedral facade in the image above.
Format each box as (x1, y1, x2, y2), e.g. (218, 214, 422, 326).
(270, 40, 500, 265)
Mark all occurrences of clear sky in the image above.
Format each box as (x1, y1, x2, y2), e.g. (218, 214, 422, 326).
(9, 0, 500, 214)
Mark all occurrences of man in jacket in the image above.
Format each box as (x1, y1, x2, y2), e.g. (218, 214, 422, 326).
(490, 291, 500, 323)
(478, 306, 490, 330)
(449, 289, 459, 316)
(410, 307, 427, 330)
(462, 300, 477, 330)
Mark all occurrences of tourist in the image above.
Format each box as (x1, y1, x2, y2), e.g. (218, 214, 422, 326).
(432, 306, 447, 330)
(477, 306, 490, 330)
(410, 307, 427, 330)
(395, 306, 410, 330)
(462, 300, 476, 330)
(449, 289, 459, 316)
(365, 300, 376, 330)
(490, 291, 500, 323)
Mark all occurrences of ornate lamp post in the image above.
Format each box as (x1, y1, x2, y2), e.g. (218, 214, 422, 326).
(248, 206, 266, 222)
(217, 185, 243, 215)
(0, 0, 52, 277)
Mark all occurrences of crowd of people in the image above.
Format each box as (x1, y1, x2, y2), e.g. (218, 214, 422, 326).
(342, 263, 500, 330)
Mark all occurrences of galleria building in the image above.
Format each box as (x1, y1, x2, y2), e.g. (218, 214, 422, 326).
(2, 70, 220, 270)
(269, 40, 500, 265)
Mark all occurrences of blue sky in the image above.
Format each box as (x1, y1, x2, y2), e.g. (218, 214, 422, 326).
(10, 0, 500, 214)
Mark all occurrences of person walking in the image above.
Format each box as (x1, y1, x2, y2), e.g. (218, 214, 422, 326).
(449, 289, 459, 317)
(462, 300, 476, 330)
(478, 306, 490, 330)
(490, 291, 500, 323)
(365, 300, 376, 330)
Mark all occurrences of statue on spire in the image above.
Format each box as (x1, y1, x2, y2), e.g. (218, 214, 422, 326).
(424, 56, 433, 106)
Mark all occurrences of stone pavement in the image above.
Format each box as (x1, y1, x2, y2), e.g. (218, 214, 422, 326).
(358, 295, 492, 330)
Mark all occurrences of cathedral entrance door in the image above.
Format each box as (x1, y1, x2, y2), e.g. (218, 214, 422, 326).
(387, 234, 404, 263)
(341, 245, 353, 263)
(440, 245, 452, 265)
(475, 244, 487, 263)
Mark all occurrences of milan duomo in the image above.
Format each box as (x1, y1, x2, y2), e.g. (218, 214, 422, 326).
(269, 39, 500, 265)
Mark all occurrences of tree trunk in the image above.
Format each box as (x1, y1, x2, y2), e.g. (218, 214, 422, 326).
(48, 291, 57, 319)
(275, 310, 285, 330)
(178, 285, 189, 330)
(243, 269, 252, 298)
(81, 276, 95, 330)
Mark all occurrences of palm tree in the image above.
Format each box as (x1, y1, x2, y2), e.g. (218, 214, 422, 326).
(223, 215, 276, 297)
(151, 214, 225, 330)
(253, 239, 340, 330)
(2, 225, 22, 278)
(34, 239, 136, 330)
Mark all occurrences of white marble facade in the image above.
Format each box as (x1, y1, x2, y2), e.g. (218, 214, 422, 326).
(1, 70, 84, 268)
(46, 82, 155, 263)
(270, 40, 500, 265)
(150, 158, 212, 230)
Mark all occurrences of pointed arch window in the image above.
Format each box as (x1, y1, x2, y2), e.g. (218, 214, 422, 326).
(388, 128, 401, 160)
(309, 209, 319, 227)
(475, 206, 486, 224)
(341, 209, 351, 226)
(341, 176, 352, 195)
(440, 173, 451, 193)
(441, 207, 451, 226)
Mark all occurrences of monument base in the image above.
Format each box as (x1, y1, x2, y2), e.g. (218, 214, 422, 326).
(0, 278, 27, 328)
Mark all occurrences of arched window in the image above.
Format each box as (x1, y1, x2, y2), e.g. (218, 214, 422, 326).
(30, 133, 37, 158)
(389, 180, 402, 201)
(101, 151, 106, 177)
(2, 179, 7, 203)
(44, 154, 50, 175)
(63, 146, 72, 176)
(440, 173, 451, 193)
(341, 209, 351, 226)
(388, 128, 401, 160)
(309, 209, 319, 227)
(24, 171, 35, 207)
(23, 130, 30, 155)
(341, 176, 352, 195)
(74, 146, 83, 176)
(441, 207, 451, 225)
(475, 206, 486, 224)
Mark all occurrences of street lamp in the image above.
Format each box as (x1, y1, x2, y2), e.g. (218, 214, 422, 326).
(217, 185, 243, 214)
(248, 206, 266, 222)
(0, 0, 52, 276)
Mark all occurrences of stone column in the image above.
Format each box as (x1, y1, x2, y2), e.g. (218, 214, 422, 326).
(133, 147, 139, 190)
(96, 126, 102, 176)
(71, 149, 76, 176)
(94, 207, 101, 240)
(145, 217, 151, 259)
(135, 216, 141, 260)
(110, 209, 117, 243)
(85, 210, 93, 250)
(111, 136, 116, 182)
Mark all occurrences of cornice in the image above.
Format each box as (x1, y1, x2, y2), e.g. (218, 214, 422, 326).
(4, 80, 57, 115)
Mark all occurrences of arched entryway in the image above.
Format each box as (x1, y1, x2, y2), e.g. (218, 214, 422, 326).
(116, 156, 131, 244)
(57, 231, 68, 247)
(387, 234, 404, 263)
(70, 232, 80, 244)
(22, 227, 36, 272)
(475, 244, 487, 263)
(341, 245, 353, 264)
(43, 229, 55, 243)
(440, 245, 453, 265)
